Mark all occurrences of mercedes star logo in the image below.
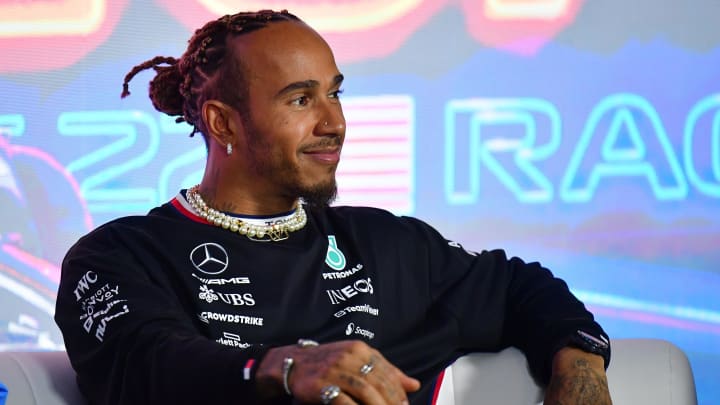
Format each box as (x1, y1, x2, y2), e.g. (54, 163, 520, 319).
(190, 243, 229, 275)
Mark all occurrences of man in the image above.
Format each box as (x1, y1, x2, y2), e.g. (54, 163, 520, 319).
(55, 10, 612, 405)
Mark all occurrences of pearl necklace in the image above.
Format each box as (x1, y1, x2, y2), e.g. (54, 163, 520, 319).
(186, 185, 307, 242)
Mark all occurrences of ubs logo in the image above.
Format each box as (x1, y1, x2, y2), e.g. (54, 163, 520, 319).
(190, 243, 229, 275)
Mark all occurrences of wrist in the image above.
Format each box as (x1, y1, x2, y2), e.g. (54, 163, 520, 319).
(255, 347, 287, 400)
(552, 346, 605, 375)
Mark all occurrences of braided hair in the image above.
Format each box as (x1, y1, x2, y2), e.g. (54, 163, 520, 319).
(121, 10, 300, 140)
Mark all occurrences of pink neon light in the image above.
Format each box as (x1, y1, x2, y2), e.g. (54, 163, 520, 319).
(460, 0, 584, 55)
(342, 154, 409, 160)
(348, 120, 412, 126)
(338, 170, 410, 176)
(0, 254, 57, 299)
(155, 0, 449, 63)
(344, 137, 412, 144)
(1, 244, 60, 285)
(589, 305, 720, 336)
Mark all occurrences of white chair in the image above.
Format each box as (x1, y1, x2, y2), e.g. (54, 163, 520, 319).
(0, 338, 697, 404)
(436, 338, 697, 404)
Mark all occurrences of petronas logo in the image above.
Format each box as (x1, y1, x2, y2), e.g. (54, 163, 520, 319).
(325, 235, 346, 271)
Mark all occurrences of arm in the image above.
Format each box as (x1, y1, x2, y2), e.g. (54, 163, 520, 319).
(398, 217, 611, 391)
(54, 227, 269, 405)
(545, 347, 612, 405)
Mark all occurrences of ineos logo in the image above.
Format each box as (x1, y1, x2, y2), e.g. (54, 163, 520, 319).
(190, 243, 229, 275)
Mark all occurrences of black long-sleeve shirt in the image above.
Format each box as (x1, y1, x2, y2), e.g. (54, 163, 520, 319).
(55, 191, 608, 405)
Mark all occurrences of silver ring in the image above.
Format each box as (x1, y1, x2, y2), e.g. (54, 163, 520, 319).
(282, 357, 294, 395)
(320, 385, 341, 404)
(359, 361, 374, 376)
(297, 338, 319, 348)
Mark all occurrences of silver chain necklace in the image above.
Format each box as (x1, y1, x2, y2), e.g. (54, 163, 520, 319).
(185, 185, 307, 242)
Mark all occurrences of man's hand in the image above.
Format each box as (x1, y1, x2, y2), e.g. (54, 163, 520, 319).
(544, 347, 612, 405)
(256, 340, 421, 404)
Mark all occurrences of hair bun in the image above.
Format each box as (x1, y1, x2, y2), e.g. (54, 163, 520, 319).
(149, 65, 185, 117)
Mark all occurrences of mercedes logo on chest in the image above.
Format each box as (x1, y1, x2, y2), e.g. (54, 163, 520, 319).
(190, 243, 229, 275)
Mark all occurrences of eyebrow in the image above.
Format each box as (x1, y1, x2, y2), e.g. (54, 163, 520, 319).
(275, 74, 344, 98)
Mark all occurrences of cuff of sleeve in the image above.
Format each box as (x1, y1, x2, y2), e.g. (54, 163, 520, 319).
(547, 328, 611, 377)
(238, 344, 275, 399)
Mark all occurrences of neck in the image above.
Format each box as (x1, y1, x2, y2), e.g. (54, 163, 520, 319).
(197, 184, 298, 216)
(200, 147, 299, 215)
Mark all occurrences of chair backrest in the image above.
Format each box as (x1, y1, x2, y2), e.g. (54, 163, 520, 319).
(0, 338, 697, 405)
(0, 351, 86, 405)
(435, 338, 698, 405)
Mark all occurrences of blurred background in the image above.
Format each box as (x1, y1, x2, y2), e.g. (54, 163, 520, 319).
(0, 0, 718, 402)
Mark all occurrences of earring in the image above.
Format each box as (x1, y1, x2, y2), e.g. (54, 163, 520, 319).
(323, 121, 328, 126)
(226, 143, 233, 156)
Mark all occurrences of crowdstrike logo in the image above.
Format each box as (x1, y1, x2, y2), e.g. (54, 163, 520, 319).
(190, 243, 229, 275)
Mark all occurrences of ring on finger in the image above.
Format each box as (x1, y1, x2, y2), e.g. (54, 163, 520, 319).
(359, 361, 374, 376)
(297, 338, 319, 348)
(320, 385, 341, 404)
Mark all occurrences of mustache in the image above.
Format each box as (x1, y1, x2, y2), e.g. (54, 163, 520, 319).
(300, 138, 342, 152)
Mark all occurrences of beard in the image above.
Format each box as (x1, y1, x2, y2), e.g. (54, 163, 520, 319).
(243, 118, 338, 208)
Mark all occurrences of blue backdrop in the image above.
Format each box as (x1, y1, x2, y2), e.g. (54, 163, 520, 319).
(1, 0, 718, 402)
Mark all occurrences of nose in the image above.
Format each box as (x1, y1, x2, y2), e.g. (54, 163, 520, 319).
(316, 103, 346, 137)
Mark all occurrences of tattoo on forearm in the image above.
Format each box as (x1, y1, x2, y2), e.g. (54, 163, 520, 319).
(545, 358, 612, 405)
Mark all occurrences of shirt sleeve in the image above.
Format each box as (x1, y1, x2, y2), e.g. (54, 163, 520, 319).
(54, 224, 271, 405)
(400, 216, 609, 385)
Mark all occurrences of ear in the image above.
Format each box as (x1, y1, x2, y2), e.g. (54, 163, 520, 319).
(201, 100, 238, 147)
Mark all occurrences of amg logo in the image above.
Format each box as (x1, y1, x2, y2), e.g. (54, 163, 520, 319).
(192, 273, 251, 285)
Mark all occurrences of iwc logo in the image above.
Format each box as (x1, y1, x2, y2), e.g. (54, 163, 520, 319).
(325, 235, 346, 271)
(190, 243, 229, 275)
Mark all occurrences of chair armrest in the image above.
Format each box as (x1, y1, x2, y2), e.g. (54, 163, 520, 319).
(0, 351, 86, 405)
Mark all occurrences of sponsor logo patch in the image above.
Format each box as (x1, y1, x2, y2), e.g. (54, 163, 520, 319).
(333, 304, 380, 318)
(190, 243, 229, 275)
(198, 312, 264, 326)
(192, 273, 251, 285)
(323, 263, 363, 280)
(345, 322, 375, 340)
(326, 278, 374, 305)
(74, 272, 130, 342)
(216, 332, 252, 348)
(198, 285, 256, 306)
(325, 235, 347, 270)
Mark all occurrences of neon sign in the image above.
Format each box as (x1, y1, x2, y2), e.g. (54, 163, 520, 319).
(0, 0, 128, 73)
(445, 93, 720, 204)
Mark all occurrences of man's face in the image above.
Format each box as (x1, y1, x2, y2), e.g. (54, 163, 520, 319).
(230, 21, 346, 206)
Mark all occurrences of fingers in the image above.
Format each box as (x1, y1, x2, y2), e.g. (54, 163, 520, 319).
(376, 356, 421, 393)
(279, 340, 419, 405)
